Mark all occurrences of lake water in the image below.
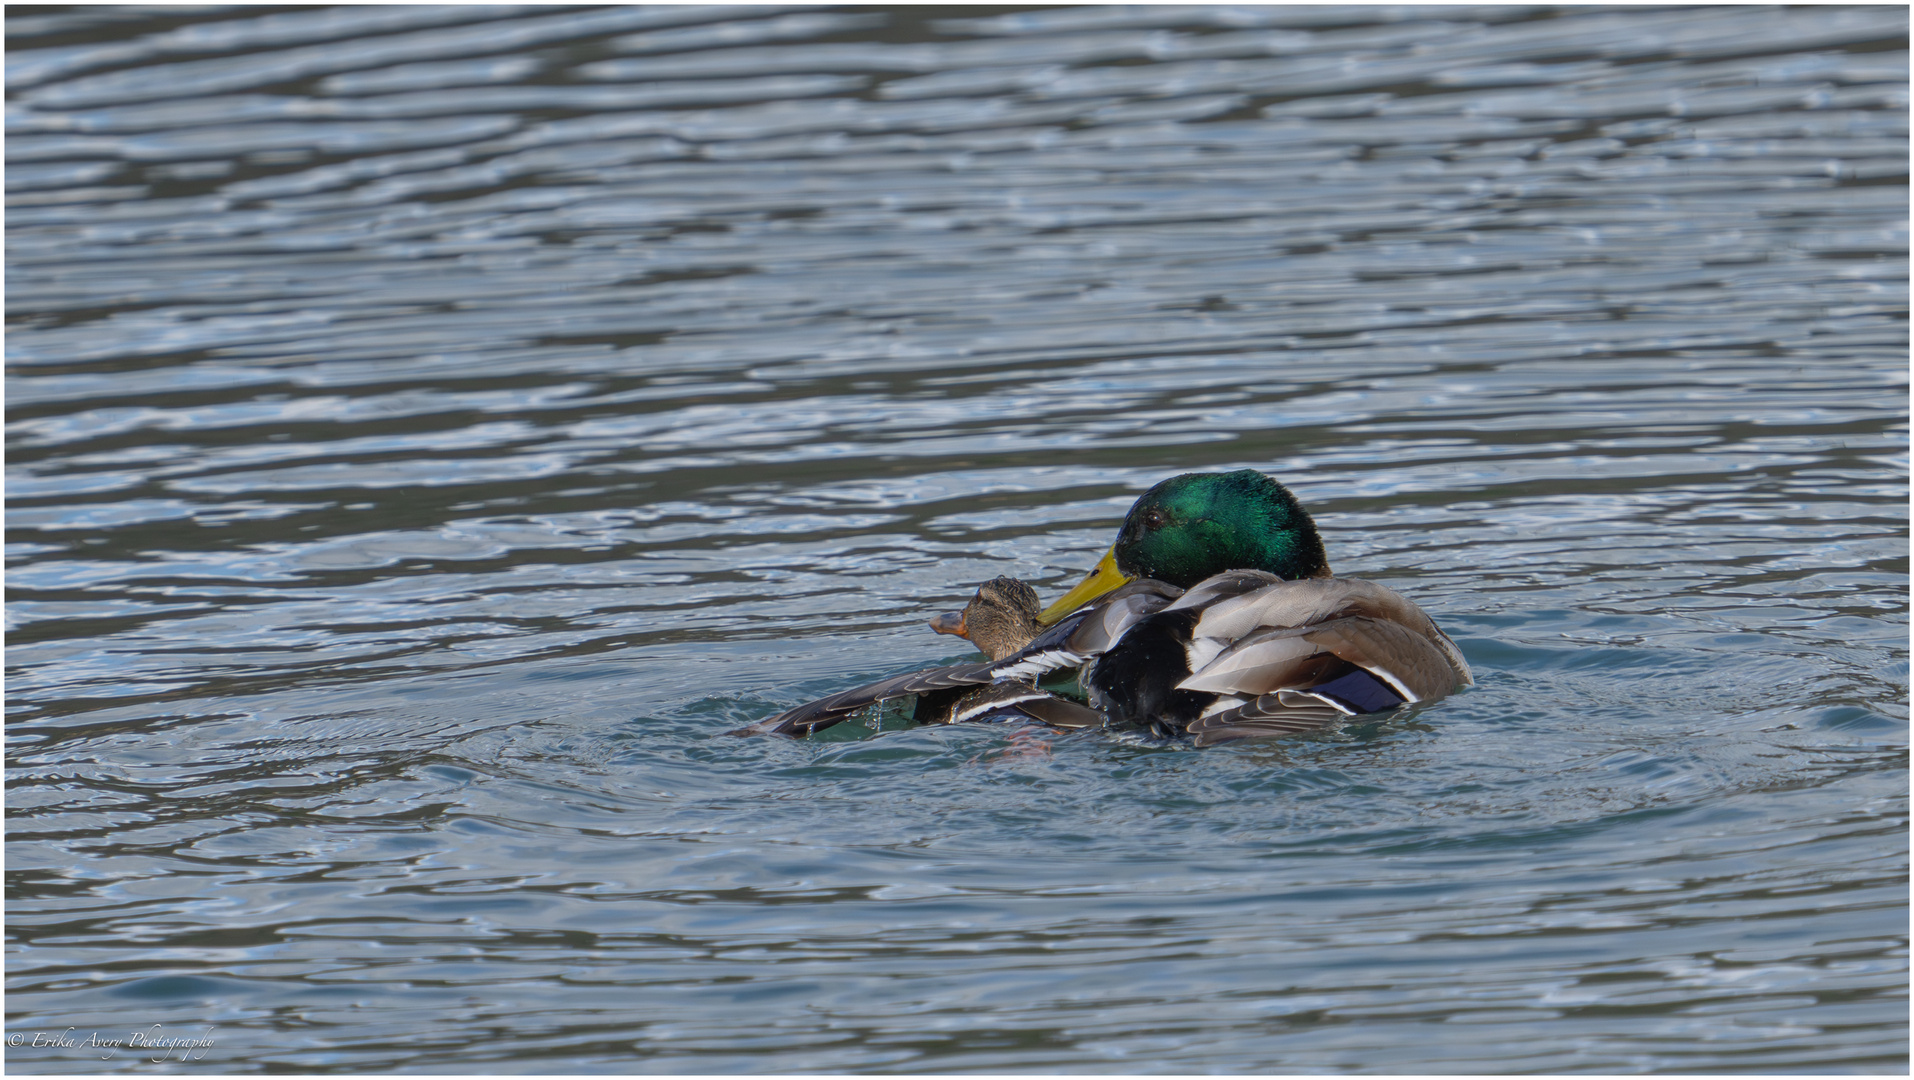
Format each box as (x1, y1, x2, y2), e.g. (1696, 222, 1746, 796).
(6, 4, 1908, 1073)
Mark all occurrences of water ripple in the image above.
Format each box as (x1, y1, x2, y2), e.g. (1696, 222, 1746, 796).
(6, 4, 1906, 1073)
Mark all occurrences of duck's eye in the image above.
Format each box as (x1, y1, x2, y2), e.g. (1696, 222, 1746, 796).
(1142, 509, 1166, 529)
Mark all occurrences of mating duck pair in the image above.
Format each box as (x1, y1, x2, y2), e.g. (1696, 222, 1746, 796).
(732, 470, 1470, 746)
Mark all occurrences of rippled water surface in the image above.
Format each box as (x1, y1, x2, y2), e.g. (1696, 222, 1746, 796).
(6, 4, 1909, 1073)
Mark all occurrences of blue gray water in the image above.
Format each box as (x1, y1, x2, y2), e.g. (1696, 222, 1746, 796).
(7, 5, 1908, 1073)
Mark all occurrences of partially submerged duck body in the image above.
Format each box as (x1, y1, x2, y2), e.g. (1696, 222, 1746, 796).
(733, 471, 1471, 746)
(908, 577, 1081, 727)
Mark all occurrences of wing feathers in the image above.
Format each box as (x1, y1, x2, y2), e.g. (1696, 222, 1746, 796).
(1012, 697, 1107, 729)
(1065, 581, 1183, 655)
(729, 659, 1001, 737)
(1161, 569, 1282, 614)
(1178, 580, 1470, 703)
(1174, 629, 1323, 694)
(1300, 617, 1464, 703)
(1186, 692, 1348, 746)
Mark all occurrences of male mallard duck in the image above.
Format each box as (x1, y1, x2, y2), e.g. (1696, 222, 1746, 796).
(731, 470, 1472, 746)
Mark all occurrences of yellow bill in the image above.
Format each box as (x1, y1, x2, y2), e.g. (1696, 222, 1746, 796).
(1038, 546, 1134, 625)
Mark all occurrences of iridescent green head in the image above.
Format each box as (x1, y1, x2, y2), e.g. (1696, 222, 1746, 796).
(1116, 470, 1329, 587)
(1039, 470, 1331, 623)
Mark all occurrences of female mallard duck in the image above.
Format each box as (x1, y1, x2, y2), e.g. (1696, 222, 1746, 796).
(731, 470, 1471, 746)
(908, 577, 1095, 727)
(926, 576, 1043, 661)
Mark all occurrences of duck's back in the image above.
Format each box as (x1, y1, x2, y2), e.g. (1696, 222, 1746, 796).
(1085, 572, 1472, 743)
